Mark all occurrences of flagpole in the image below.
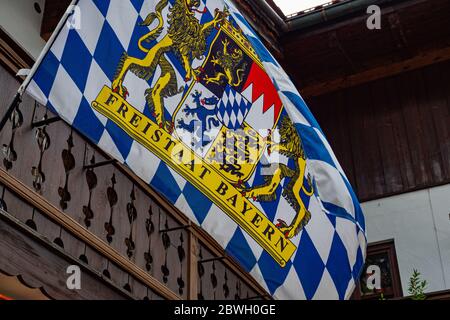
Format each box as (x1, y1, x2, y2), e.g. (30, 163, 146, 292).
(0, 0, 79, 133)
(18, 0, 80, 96)
(0, 93, 21, 132)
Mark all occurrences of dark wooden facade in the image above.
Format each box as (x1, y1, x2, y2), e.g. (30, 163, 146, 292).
(308, 61, 450, 201)
(274, 0, 449, 300)
(276, 0, 450, 202)
(281, 0, 450, 96)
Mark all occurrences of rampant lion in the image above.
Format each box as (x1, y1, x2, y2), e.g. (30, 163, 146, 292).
(112, 0, 229, 131)
(204, 38, 247, 87)
(177, 90, 220, 147)
(240, 116, 314, 239)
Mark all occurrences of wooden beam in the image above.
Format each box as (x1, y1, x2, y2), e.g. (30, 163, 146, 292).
(187, 228, 198, 300)
(300, 46, 450, 97)
(0, 209, 134, 300)
(283, 0, 430, 40)
(0, 29, 32, 77)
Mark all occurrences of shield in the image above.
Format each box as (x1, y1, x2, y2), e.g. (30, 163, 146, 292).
(91, 18, 296, 267)
(173, 20, 283, 184)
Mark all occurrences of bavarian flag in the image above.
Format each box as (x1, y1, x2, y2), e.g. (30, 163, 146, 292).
(23, 0, 366, 299)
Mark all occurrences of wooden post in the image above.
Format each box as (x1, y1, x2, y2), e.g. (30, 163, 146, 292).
(187, 225, 198, 300)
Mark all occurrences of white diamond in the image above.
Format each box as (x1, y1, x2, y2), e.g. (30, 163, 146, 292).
(229, 112, 237, 128)
(228, 91, 235, 105)
(217, 110, 223, 122)
(237, 110, 244, 124)
(106, 1, 139, 50)
(223, 113, 230, 126)
(48, 66, 82, 124)
(235, 92, 242, 105)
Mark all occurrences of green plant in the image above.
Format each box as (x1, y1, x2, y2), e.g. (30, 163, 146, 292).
(408, 269, 427, 300)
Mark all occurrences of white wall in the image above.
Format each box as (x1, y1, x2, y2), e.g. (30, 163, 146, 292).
(362, 184, 450, 294)
(0, 0, 46, 59)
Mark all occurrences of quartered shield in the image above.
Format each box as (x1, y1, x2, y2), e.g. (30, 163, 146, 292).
(173, 20, 283, 185)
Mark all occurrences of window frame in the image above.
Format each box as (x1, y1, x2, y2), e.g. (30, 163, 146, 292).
(352, 239, 403, 300)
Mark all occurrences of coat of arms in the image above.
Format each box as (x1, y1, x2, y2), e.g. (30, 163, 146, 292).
(92, 0, 314, 267)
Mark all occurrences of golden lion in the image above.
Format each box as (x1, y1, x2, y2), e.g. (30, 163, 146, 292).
(204, 38, 247, 87)
(112, 0, 229, 131)
(240, 116, 314, 239)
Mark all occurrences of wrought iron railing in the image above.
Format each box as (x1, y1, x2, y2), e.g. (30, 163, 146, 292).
(0, 62, 268, 300)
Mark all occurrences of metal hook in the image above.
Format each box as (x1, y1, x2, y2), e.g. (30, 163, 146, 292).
(83, 159, 118, 170)
(198, 256, 226, 264)
(159, 224, 191, 233)
(31, 116, 61, 128)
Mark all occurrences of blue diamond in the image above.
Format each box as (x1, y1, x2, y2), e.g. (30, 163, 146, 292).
(326, 232, 352, 300)
(150, 163, 182, 204)
(183, 182, 212, 225)
(258, 251, 292, 295)
(226, 229, 257, 272)
(294, 230, 326, 299)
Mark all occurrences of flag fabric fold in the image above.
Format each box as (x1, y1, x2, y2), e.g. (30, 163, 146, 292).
(25, 0, 366, 299)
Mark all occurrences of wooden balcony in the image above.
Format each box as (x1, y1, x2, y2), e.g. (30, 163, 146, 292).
(0, 31, 268, 300)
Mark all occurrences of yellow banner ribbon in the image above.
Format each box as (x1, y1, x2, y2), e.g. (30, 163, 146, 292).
(92, 86, 296, 267)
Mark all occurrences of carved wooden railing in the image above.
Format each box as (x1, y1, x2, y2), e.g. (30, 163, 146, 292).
(0, 62, 268, 300)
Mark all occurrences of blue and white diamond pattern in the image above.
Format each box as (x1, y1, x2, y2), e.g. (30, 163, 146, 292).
(217, 85, 252, 129)
(25, 0, 366, 300)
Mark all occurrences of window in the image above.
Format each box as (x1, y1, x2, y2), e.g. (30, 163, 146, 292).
(352, 239, 403, 300)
